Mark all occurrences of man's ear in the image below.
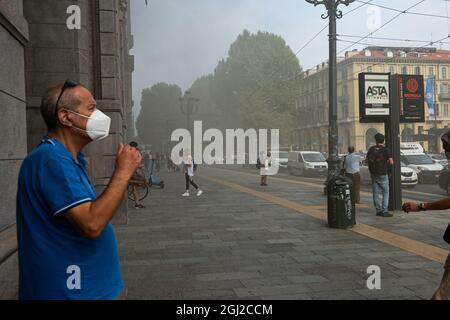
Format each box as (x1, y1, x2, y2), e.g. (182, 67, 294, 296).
(57, 109, 73, 127)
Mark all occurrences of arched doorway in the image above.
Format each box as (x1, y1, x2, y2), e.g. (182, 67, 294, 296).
(401, 128, 414, 142)
(365, 128, 378, 151)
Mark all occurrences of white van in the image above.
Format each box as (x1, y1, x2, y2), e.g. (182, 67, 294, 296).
(288, 151, 328, 177)
(400, 142, 443, 183)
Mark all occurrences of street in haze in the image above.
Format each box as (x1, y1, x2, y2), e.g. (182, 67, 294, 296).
(116, 165, 448, 300)
(3, 0, 450, 303)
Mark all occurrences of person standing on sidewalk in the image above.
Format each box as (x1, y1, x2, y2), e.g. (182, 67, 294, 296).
(258, 151, 272, 186)
(366, 133, 394, 217)
(402, 131, 450, 300)
(16, 81, 141, 299)
(343, 146, 362, 204)
(181, 149, 203, 197)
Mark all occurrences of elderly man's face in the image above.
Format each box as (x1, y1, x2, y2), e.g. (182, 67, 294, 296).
(64, 86, 97, 136)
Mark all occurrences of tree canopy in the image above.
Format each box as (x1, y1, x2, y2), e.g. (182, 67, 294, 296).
(136, 30, 303, 149)
(136, 82, 184, 151)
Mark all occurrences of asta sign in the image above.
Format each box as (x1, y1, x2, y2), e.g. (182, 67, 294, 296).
(359, 73, 391, 123)
(397, 74, 425, 123)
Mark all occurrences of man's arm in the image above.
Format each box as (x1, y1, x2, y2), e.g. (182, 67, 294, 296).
(65, 144, 141, 239)
(403, 197, 450, 213)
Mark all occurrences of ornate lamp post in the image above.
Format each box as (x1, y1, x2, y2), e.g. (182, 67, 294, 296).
(179, 90, 199, 134)
(305, 0, 355, 178)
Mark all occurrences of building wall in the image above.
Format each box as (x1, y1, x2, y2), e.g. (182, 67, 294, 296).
(0, 0, 29, 299)
(0, 0, 134, 299)
(295, 50, 450, 154)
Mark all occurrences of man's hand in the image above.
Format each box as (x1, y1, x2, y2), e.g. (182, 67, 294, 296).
(402, 202, 420, 213)
(115, 143, 142, 180)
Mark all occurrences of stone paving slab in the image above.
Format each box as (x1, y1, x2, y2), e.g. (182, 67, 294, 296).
(114, 166, 448, 300)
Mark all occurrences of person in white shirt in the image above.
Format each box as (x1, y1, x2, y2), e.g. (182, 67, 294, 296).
(259, 151, 272, 186)
(343, 146, 362, 204)
(181, 149, 203, 197)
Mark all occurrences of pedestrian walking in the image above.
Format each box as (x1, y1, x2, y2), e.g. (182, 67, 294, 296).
(366, 133, 394, 217)
(16, 80, 141, 299)
(181, 149, 203, 197)
(402, 131, 450, 300)
(343, 146, 362, 204)
(130, 146, 147, 209)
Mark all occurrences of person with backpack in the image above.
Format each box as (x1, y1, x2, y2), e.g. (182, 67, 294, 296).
(366, 133, 394, 217)
(181, 149, 203, 197)
(402, 131, 450, 300)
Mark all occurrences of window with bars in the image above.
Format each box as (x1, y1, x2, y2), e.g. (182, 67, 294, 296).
(443, 67, 448, 80)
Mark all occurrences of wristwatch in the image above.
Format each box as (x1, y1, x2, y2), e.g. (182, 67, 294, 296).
(418, 203, 427, 211)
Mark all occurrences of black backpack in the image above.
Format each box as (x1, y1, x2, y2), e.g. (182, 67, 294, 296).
(368, 146, 387, 174)
(256, 158, 261, 169)
(193, 160, 197, 171)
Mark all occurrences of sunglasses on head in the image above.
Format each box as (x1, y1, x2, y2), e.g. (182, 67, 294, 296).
(54, 79, 79, 118)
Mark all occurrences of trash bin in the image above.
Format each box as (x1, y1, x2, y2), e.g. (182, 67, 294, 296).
(327, 175, 356, 229)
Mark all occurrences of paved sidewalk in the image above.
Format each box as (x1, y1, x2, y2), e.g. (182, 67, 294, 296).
(115, 166, 449, 300)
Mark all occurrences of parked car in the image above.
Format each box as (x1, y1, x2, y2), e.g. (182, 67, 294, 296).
(271, 150, 289, 171)
(360, 162, 418, 187)
(288, 151, 328, 177)
(400, 143, 443, 184)
(429, 153, 449, 167)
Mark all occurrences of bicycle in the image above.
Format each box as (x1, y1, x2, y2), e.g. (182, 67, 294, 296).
(127, 177, 150, 202)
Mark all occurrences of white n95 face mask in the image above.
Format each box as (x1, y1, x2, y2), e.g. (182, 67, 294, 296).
(68, 109, 111, 141)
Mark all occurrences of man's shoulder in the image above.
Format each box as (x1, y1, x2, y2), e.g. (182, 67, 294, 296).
(25, 143, 73, 168)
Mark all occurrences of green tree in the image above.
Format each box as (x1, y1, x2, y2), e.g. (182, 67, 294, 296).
(189, 74, 223, 130)
(207, 30, 303, 143)
(136, 82, 183, 151)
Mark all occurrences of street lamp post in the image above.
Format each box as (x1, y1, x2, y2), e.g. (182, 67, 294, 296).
(305, 0, 355, 178)
(179, 90, 199, 135)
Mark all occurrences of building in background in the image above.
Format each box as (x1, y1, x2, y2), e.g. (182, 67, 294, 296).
(293, 46, 450, 154)
(0, 0, 134, 299)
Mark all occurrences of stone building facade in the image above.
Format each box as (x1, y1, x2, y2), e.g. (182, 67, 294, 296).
(0, 0, 134, 299)
(293, 46, 450, 154)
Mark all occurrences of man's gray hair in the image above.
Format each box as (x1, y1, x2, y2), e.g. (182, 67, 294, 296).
(40, 83, 82, 131)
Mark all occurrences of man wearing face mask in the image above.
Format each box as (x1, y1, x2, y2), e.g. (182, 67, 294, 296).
(402, 131, 450, 300)
(16, 80, 141, 300)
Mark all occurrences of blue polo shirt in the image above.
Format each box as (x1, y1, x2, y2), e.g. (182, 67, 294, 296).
(16, 136, 123, 300)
